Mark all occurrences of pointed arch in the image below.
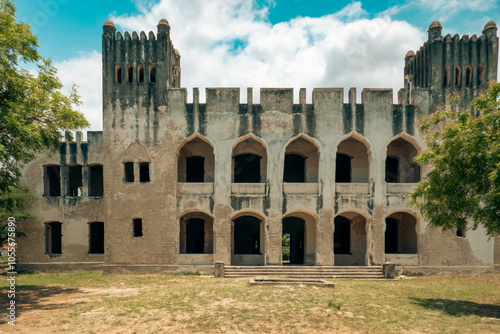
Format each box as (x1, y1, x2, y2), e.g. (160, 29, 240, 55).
(232, 134, 267, 183)
(282, 209, 317, 265)
(385, 134, 421, 183)
(334, 210, 369, 265)
(283, 133, 320, 183)
(231, 209, 267, 221)
(384, 211, 418, 254)
(179, 211, 213, 254)
(123, 141, 151, 162)
(178, 134, 215, 182)
(335, 132, 372, 183)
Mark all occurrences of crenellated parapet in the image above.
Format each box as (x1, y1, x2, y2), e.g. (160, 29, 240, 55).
(102, 19, 181, 113)
(404, 21, 498, 112)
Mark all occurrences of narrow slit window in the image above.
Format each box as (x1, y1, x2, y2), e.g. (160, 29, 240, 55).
(124, 162, 134, 182)
(44, 165, 61, 196)
(444, 65, 450, 86)
(466, 66, 472, 86)
(133, 218, 143, 237)
(126, 64, 133, 83)
(138, 64, 144, 83)
(478, 66, 485, 86)
(67, 164, 83, 196)
(139, 162, 150, 182)
(88, 164, 103, 196)
(455, 65, 461, 86)
(45, 222, 62, 254)
(89, 222, 104, 254)
(115, 65, 122, 83)
(149, 64, 156, 83)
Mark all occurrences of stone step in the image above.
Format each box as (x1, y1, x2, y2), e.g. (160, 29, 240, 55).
(223, 265, 386, 279)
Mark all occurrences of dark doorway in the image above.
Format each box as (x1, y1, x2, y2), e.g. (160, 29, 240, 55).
(334, 216, 350, 254)
(186, 156, 205, 182)
(45, 222, 62, 254)
(186, 218, 205, 254)
(283, 154, 306, 182)
(385, 218, 398, 253)
(88, 165, 103, 196)
(44, 165, 61, 196)
(89, 222, 104, 254)
(282, 217, 305, 264)
(385, 157, 399, 183)
(67, 165, 83, 196)
(234, 154, 261, 183)
(233, 216, 261, 254)
(336, 153, 352, 182)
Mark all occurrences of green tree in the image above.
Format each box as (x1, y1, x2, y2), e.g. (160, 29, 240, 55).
(410, 83, 500, 236)
(0, 0, 89, 239)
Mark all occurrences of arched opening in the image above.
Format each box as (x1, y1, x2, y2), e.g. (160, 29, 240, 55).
(444, 65, 450, 86)
(385, 212, 417, 254)
(336, 137, 370, 183)
(283, 135, 319, 183)
(89, 222, 104, 254)
(478, 65, 486, 86)
(43, 164, 61, 196)
(67, 164, 83, 196)
(88, 164, 103, 196)
(149, 64, 156, 83)
(178, 136, 214, 182)
(455, 65, 461, 86)
(282, 217, 305, 265)
(137, 64, 144, 83)
(232, 136, 267, 183)
(231, 214, 264, 265)
(466, 65, 472, 86)
(179, 212, 213, 254)
(126, 64, 133, 83)
(386, 137, 420, 183)
(115, 64, 122, 83)
(334, 212, 367, 265)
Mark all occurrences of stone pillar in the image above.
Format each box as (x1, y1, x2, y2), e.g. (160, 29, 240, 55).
(214, 261, 225, 278)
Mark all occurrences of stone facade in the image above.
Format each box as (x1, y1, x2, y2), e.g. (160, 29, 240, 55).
(17, 19, 500, 274)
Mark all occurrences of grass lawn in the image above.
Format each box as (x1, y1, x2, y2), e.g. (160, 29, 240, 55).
(0, 271, 499, 333)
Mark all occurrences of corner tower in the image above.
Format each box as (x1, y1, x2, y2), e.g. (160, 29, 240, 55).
(404, 21, 498, 112)
(102, 18, 181, 118)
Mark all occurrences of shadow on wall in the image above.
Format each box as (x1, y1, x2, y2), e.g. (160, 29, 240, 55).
(410, 298, 500, 319)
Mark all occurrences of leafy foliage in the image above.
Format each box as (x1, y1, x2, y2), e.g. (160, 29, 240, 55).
(0, 0, 89, 240)
(0, 0, 89, 196)
(410, 83, 500, 235)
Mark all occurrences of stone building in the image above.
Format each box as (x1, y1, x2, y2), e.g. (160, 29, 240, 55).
(17, 19, 500, 274)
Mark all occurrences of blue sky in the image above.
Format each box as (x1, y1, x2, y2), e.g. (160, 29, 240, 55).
(12, 0, 500, 130)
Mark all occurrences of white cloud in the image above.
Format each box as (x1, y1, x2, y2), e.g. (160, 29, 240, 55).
(54, 51, 102, 131)
(54, 0, 427, 130)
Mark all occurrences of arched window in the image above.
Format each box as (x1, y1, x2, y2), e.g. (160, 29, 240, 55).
(179, 212, 213, 254)
(233, 216, 261, 255)
(126, 64, 133, 83)
(336, 136, 370, 183)
(478, 65, 486, 86)
(283, 135, 319, 183)
(386, 137, 420, 183)
(385, 212, 417, 254)
(466, 65, 472, 86)
(455, 65, 461, 86)
(232, 136, 267, 183)
(178, 136, 215, 183)
(149, 64, 156, 83)
(137, 64, 144, 83)
(115, 64, 122, 83)
(444, 65, 450, 86)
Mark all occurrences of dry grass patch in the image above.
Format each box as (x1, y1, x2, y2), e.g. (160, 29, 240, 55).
(0, 271, 499, 333)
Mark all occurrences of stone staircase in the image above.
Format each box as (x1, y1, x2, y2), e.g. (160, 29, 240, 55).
(224, 265, 386, 279)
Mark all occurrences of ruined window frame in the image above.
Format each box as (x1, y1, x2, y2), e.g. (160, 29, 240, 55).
(88, 221, 105, 254)
(43, 164, 61, 196)
(45, 221, 62, 255)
